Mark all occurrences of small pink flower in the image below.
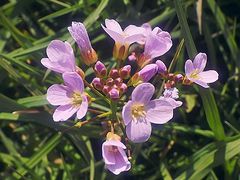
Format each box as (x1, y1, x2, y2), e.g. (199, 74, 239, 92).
(159, 88, 182, 109)
(47, 72, 88, 122)
(102, 132, 131, 175)
(68, 22, 98, 65)
(41, 40, 76, 73)
(185, 53, 218, 88)
(122, 83, 173, 143)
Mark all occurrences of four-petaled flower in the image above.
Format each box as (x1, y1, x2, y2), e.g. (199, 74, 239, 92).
(185, 53, 218, 88)
(41, 40, 76, 73)
(47, 72, 88, 122)
(122, 83, 174, 143)
(102, 132, 131, 175)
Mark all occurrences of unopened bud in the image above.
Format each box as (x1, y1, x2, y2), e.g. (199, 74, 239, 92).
(114, 77, 123, 86)
(175, 74, 183, 82)
(167, 73, 174, 80)
(102, 85, 111, 94)
(106, 78, 114, 86)
(109, 69, 119, 79)
(92, 77, 103, 90)
(94, 61, 107, 77)
(108, 88, 120, 100)
(120, 65, 131, 79)
(138, 64, 158, 82)
(156, 60, 167, 74)
(119, 83, 127, 94)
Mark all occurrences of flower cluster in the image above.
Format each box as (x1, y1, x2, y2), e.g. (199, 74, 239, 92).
(41, 19, 218, 175)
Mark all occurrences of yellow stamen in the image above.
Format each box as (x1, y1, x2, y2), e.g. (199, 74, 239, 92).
(71, 91, 82, 107)
(189, 69, 200, 79)
(131, 103, 146, 120)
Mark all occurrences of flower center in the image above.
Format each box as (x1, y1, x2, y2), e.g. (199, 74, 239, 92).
(131, 103, 146, 120)
(71, 91, 82, 107)
(189, 69, 200, 79)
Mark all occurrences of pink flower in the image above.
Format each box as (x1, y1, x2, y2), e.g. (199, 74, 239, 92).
(122, 83, 173, 143)
(185, 53, 218, 88)
(41, 40, 76, 73)
(46, 72, 88, 122)
(137, 26, 172, 67)
(102, 132, 131, 175)
(159, 88, 182, 109)
(68, 22, 98, 65)
(101, 19, 145, 60)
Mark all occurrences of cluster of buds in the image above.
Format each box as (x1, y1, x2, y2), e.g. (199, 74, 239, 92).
(41, 19, 219, 175)
(92, 61, 130, 100)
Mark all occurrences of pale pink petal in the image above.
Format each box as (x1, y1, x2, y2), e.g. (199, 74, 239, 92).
(125, 34, 145, 44)
(101, 24, 123, 43)
(193, 53, 207, 72)
(45, 40, 75, 72)
(46, 84, 71, 105)
(132, 83, 155, 103)
(198, 70, 218, 83)
(146, 99, 173, 124)
(106, 153, 130, 175)
(185, 60, 194, 76)
(62, 72, 84, 92)
(105, 19, 123, 34)
(53, 104, 78, 122)
(76, 95, 88, 119)
(126, 118, 152, 143)
(138, 64, 158, 82)
(193, 79, 209, 88)
(159, 97, 182, 109)
(41, 58, 71, 73)
(122, 101, 134, 125)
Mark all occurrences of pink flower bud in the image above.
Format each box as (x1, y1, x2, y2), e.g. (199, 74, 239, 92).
(106, 78, 114, 86)
(94, 61, 107, 77)
(114, 77, 123, 86)
(175, 74, 183, 82)
(109, 69, 119, 79)
(138, 64, 158, 82)
(108, 88, 120, 100)
(120, 65, 131, 79)
(119, 83, 127, 94)
(156, 60, 167, 74)
(92, 77, 103, 90)
(102, 85, 111, 94)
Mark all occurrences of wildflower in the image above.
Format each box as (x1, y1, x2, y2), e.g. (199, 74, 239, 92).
(41, 40, 76, 73)
(185, 53, 218, 88)
(94, 61, 107, 77)
(137, 26, 172, 67)
(122, 83, 173, 143)
(47, 72, 88, 122)
(102, 19, 145, 60)
(68, 22, 98, 66)
(159, 88, 182, 109)
(102, 132, 131, 175)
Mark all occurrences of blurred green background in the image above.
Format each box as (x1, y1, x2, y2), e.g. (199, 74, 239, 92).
(0, 0, 240, 179)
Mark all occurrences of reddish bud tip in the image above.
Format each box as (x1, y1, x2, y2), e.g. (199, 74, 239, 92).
(120, 65, 131, 79)
(109, 69, 119, 79)
(92, 77, 103, 90)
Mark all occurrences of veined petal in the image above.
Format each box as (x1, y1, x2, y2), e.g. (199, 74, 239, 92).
(122, 101, 134, 125)
(126, 118, 152, 143)
(132, 83, 155, 103)
(198, 70, 218, 83)
(185, 60, 194, 76)
(62, 72, 84, 92)
(101, 24, 124, 44)
(106, 153, 130, 175)
(45, 40, 76, 72)
(193, 79, 209, 88)
(47, 84, 71, 106)
(193, 53, 207, 72)
(105, 19, 123, 34)
(76, 95, 88, 119)
(53, 104, 78, 122)
(159, 97, 182, 109)
(146, 99, 173, 124)
(41, 58, 74, 74)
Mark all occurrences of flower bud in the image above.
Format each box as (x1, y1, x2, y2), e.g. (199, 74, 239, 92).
(76, 66, 85, 79)
(106, 78, 114, 86)
(114, 77, 123, 86)
(119, 65, 131, 79)
(138, 64, 158, 82)
(92, 77, 103, 90)
(156, 60, 167, 74)
(175, 74, 183, 82)
(109, 69, 119, 79)
(102, 85, 111, 94)
(94, 61, 107, 77)
(119, 83, 127, 94)
(108, 88, 120, 100)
